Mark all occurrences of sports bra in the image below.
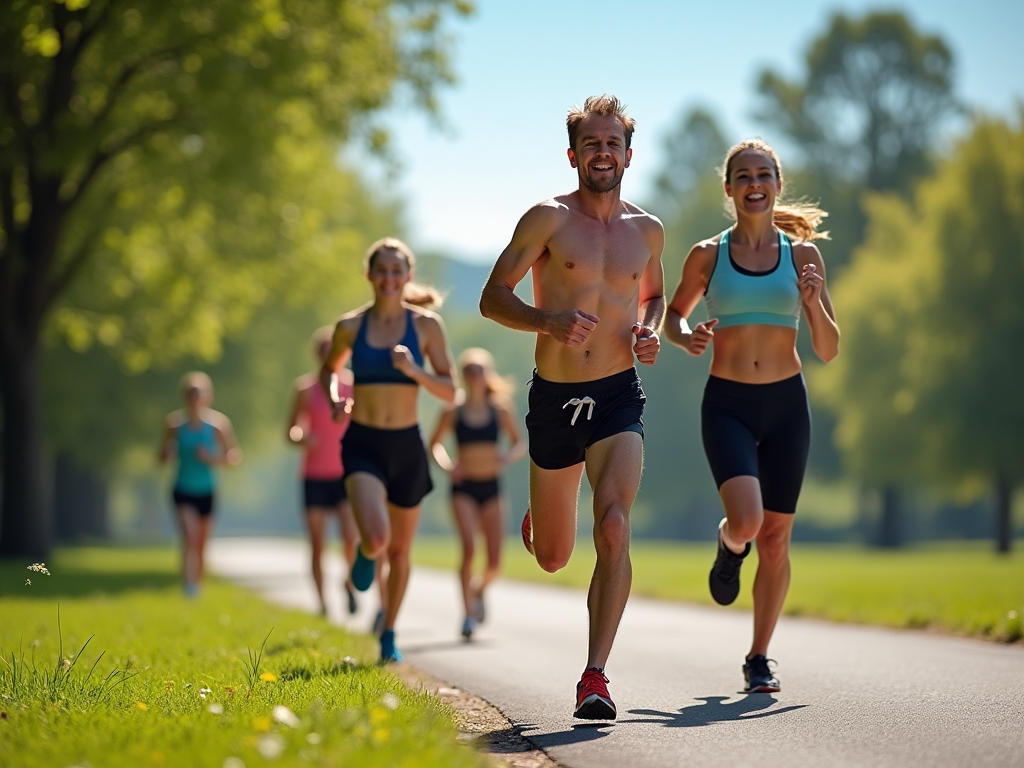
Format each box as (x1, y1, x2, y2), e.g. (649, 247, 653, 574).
(351, 309, 424, 386)
(455, 405, 499, 445)
(703, 228, 801, 330)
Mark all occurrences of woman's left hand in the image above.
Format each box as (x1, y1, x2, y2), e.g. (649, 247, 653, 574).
(798, 263, 824, 307)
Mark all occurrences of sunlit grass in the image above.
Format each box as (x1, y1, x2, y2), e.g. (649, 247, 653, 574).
(0, 548, 486, 768)
(413, 537, 1024, 643)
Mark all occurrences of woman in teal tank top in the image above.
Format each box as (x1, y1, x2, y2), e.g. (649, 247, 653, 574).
(665, 139, 840, 694)
(159, 371, 242, 596)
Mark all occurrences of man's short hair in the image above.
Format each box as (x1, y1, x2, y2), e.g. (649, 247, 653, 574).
(566, 95, 636, 152)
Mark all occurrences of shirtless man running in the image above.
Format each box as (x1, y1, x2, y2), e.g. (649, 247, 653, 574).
(480, 95, 665, 720)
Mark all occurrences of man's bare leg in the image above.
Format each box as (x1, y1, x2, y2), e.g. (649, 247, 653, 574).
(528, 460, 585, 573)
(583, 431, 642, 669)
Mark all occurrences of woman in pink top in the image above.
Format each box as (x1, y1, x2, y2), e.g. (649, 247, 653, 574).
(287, 327, 361, 616)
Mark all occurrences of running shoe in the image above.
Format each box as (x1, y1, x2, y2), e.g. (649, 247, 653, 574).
(742, 655, 780, 693)
(709, 518, 750, 606)
(574, 667, 616, 720)
(351, 547, 376, 592)
(521, 509, 534, 555)
(380, 629, 404, 663)
(473, 593, 486, 624)
(371, 609, 386, 637)
(461, 616, 475, 640)
(345, 583, 358, 615)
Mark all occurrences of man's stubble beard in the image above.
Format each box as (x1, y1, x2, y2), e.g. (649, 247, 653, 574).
(580, 169, 624, 194)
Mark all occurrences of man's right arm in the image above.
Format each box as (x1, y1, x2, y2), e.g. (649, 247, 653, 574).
(480, 204, 598, 345)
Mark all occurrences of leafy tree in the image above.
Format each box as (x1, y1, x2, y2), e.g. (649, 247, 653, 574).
(0, 0, 470, 557)
(815, 112, 1024, 551)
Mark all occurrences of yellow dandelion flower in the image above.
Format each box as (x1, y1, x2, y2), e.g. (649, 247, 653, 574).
(253, 716, 272, 732)
(259, 672, 277, 682)
(135, 701, 149, 711)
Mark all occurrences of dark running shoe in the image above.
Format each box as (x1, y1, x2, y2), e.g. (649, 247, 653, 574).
(521, 509, 535, 555)
(380, 629, 404, 664)
(743, 655, 780, 693)
(709, 518, 750, 606)
(351, 547, 376, 592)
(574, 667, 616, 720)
(345, 583, 358, 615)
(461, 616, 475, 640)
(371, 609, 386, 637)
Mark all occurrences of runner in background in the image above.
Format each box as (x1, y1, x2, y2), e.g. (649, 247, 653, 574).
(320, 237, 456, 662)
(159, 372, 242, 597)
(429, 348, 526, 639)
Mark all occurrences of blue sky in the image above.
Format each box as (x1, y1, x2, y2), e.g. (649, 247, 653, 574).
(368, 0, 1024, 262)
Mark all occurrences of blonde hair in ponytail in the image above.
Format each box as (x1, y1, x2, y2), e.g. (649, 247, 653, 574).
(365, 236, 445, 309)
(720, 139, 830, 243)
(457, 347, 514, 403)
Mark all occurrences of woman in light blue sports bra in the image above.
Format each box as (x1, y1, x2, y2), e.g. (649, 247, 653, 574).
(666, 139, 840, 694)
(159, 371, 242, 596)
(319, 237, 457, 662)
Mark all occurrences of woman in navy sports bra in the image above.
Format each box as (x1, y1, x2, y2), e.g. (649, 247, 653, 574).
(320, 237, 456, 662)
(158, 371, 242, 597)
(429, 348, 525, 639)
(666, 139, 840, 693)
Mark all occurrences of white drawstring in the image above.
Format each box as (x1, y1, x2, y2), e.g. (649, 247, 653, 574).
(562, 396, 596, 426)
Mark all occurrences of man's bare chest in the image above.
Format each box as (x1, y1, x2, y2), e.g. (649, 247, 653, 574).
(545, 223, 650, 288)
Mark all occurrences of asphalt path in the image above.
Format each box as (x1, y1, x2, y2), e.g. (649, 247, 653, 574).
(209, 537, 1024, 768)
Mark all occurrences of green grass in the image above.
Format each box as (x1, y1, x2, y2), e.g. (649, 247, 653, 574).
(412, 537, 1024, 643)
(1, 548, 486, 768)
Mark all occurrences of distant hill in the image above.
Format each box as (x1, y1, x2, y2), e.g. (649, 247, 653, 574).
(416, 252, 532, 312)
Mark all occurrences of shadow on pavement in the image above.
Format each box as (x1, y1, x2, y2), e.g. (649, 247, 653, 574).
(519, 721, 615, 749)
(401, 638, 497, 654)
(625, 694, 808, 728)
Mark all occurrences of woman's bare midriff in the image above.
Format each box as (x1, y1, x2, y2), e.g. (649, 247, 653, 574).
(710, 325, 802, 384)
(351, 384, 420, 429)
(457, 442, 504, 481)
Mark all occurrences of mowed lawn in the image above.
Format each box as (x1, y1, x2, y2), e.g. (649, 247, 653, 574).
(412, 537, 1024, 643)
(0, 548, 486, 768)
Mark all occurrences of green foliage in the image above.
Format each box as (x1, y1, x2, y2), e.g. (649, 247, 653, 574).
(413, 537, 1024, 642)
(0, 547, 486, 768)
(816, 112, 1024, 493)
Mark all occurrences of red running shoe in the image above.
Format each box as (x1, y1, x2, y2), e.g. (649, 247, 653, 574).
(574, 667, 616, 720)
(521, 509, 534, 555)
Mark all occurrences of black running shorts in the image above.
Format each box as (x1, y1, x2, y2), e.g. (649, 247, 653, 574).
(342, 422, 433, 508)
(303, 477, 347, 509)
(701, 373, 811, 514)
(172, 489, 214, 517)
(526, 368, 645, 470)
(451, 477, 500, 506)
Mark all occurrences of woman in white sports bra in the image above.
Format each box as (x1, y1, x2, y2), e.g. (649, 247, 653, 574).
(666, 138, 840, 693)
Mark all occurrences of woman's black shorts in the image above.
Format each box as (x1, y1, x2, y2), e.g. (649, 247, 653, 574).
(342, 422, 433, 508)
(526, 368, 645, 470)
(701, 373, 811, 514)
(172, 489, 214, 517)
(303, 477, 347, 509)
(451, 478, 500, 506)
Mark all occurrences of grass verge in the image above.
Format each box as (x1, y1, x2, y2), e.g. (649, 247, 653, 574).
(413, 537, 1024, 643)
(1, 547, 486, 768)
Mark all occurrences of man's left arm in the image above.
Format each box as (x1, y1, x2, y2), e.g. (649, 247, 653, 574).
(632, 218, 666, 366)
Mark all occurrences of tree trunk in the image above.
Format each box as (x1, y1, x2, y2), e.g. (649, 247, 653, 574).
(876, 485, 902, 548)
(995, 475, 1013, 555)
(53, 452, 109, 543)
(0, 336, 50, 558)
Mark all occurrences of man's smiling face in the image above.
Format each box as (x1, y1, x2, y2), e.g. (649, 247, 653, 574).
(568, 114, 632, 194)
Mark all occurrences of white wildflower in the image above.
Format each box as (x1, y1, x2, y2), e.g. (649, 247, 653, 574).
(208, 703, 224, 715)
(27, 563, 50, 575)
(381, 692, 399, 711)
(272, 704, 300, 728)
(223, 758, 245, 768)
(257, 733, 286, 760)
(24, 579, 31, 586)
(305, 733, 322, 745)
(199, 687, 212, 700)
